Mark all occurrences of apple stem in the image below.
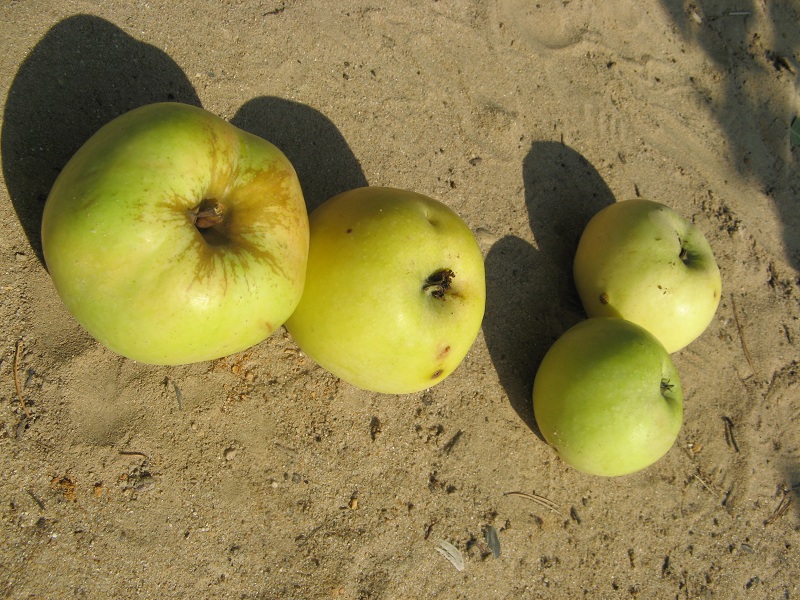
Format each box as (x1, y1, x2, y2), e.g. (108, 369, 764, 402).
(190, 200, 225, 229)
(423, 269, 455, 300)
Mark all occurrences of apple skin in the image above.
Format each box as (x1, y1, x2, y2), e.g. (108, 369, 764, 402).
(533, 317, 683, 477)
(284, 187, 486, 394)
(573, 199, 721, 353)
(41, 102, 309, 365)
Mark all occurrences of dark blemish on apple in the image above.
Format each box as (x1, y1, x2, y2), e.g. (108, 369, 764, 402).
(599, 292, 610, 305)
(438, 345, 451, 360)
(423, 268, 455, 300)
(431, 369, 444, 380)
(346, 228, 352, 234)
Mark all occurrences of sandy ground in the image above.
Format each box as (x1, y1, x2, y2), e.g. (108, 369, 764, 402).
(1, 1, 800, 598)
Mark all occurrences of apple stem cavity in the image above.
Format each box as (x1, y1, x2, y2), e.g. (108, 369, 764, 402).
(423, 268, 455, 300)
(190, 199, 225, 230)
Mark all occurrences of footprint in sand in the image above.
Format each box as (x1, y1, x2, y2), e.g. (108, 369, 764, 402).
(498, 0, 592, 50)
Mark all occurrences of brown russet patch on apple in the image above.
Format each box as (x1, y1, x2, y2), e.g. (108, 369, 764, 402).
(437, 345, 451, 360)
(431, 369, 444, 379)
(599, 292, 610, 305)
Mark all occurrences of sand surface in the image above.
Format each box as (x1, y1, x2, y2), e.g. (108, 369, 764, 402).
(1, 1, 800, 598)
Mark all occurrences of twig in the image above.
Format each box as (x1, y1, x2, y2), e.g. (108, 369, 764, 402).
(118, 450, 149, 459)
(27, 489, 45, 510)
(504, 491, 566, 519)
(722, 416, 740, 452)
(693, 473, 718, 497)
(13, 340, 30, 419)
(442, 430, 463, 454)
(765, 492, 794, 526)
(730, 295, 756, 377)
(172, 380, 183, 411)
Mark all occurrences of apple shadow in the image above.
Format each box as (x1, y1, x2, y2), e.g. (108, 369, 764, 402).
(231, 98, 367, 213)
(781, 462, 800, 522)
(1, 14, 201, 265)
(482, 141, 616, 437)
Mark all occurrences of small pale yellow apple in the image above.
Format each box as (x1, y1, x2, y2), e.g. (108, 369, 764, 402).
(573, 199, 721, 353)
(284, 187, 486, 394)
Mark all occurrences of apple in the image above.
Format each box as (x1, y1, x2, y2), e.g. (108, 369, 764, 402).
(573, 199, 721, 353)
(533, 317, 683, 476)
(41, 102, 309, 365)
(284, 186, 485, 394)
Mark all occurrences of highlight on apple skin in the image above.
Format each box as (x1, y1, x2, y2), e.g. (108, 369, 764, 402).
(284, 186, 486, 394)
(42, 102, 309, 365)
(533, 317, 683, 477)
(573, 199, 722, 353)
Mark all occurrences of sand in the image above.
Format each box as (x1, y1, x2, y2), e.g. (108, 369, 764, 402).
(1, 1, 799, 598)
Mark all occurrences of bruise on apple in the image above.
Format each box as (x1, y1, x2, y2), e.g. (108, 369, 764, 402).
(430, 345, 451, 380)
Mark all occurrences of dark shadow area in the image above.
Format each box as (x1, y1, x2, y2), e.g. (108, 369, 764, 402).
(2, 14, 200, 264)
(659, 0, 800, 269)
(483, 141, 615, 436)
(775, 461, 800, 524)
(232, 98, 367, 214)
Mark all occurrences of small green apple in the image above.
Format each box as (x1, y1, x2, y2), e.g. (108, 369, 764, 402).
(533, 317, 683, 476)
(284, 186, 486, 394)
(42, 102, 309, 365)
(573, 199, 721, 353)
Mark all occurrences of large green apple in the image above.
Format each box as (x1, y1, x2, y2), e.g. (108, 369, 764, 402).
(41, 102, 309, 365)
(573, 199, 721, 353)
(533, 317, 683, 476)
(284, 187, 485, 394)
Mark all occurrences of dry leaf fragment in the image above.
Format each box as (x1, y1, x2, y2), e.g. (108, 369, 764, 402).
(435, 540, 465, 571)
(483, 526, 501, 558)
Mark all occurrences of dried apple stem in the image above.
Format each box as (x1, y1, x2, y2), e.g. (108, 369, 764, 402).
(190, 199, 225, 229)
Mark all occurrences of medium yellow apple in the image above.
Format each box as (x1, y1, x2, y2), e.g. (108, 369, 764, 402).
(284, 187, 486, 394)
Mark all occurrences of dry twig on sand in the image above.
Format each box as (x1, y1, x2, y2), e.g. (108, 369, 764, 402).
(13, 339, 30, 419)
(730, 294, 757, 378)
(765, 492, 794, 526)
(504, 491, 566, 519)
(722, 416, 740, 453)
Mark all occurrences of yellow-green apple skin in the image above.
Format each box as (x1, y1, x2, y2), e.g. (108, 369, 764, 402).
(573, 199, 721, 353)
(284, 187, 486, 394)
(533, 317, 683, 476)
(41, 102, 309, 365)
